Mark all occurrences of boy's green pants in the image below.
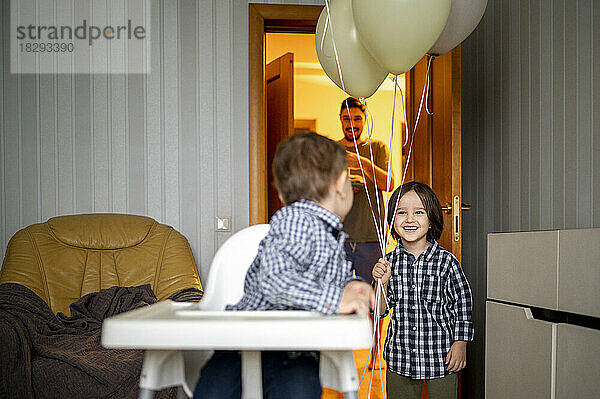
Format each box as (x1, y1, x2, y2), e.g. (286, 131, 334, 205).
(386, 370, 458, 399)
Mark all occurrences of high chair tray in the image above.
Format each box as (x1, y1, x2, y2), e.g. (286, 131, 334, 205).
(102, 300, 372, 351)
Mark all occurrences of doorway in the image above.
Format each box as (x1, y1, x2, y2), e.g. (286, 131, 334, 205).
(248, 5, 465, 397)
(248, 4, 463, 261)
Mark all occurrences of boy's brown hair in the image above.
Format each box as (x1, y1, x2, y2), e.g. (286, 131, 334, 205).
(387, 181, 444, 241)
(273, 132, 348, 205)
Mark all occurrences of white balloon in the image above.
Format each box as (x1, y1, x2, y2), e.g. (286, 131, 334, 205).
(315, 0, 388, 98)
(428, 0, 488, 56)
(352, 0, 451, 75)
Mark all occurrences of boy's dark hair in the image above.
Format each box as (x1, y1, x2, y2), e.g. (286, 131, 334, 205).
(273, 131, 348, 205)
(339, 97, 365, 115)
(387, 181, 443, 241)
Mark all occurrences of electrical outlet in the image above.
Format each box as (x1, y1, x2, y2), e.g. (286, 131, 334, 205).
(216, 216, 231, 232)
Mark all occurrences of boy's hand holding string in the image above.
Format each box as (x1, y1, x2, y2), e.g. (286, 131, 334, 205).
(372, 258, 391, 316)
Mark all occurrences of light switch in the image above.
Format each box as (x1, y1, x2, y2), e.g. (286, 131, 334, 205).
(216, 216, 231, 232)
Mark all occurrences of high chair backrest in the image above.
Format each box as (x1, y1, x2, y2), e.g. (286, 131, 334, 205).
(198, 224, 270, 310)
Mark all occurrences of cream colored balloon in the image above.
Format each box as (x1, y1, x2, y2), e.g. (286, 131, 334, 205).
(428, 0, 488, 56)
(352, 0, 451, 75)
(315, 0, 388, 99)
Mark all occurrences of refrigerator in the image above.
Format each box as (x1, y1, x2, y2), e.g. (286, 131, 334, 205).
(485, 228, 600, 399)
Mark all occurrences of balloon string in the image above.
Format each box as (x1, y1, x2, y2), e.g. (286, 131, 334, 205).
(385, 56, 435, 252)
(323, 0, 346, 93)
(425, 56, 435, 115)
(343, 102, 386, 250)
(362, 99, 375, 146)
(359, 280, 381, 393)
(326, 0, 386, 252)
(360, 280, 388, 399)
(361, 99, 386, 255)
(399, 83, 410, 147)
(325, 0, 386, 253)
(361, 59, 435, 398)
(381, 75, 398, 257)
(320, 10, 329, 53)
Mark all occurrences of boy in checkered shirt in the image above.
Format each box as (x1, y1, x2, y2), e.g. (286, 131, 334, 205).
(194, 132, 375, 399)
(373, 182, 474, 399)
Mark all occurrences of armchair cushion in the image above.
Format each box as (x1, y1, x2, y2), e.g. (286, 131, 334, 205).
(0, 214, 202, 316)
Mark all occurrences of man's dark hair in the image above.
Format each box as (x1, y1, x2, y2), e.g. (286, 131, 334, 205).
(273, 132, 348, 205)
(339, 97, 366, 115)
(387, 181, 443, 241)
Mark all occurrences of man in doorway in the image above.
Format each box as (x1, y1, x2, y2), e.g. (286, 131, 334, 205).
(340, 97, 395, 279)
(339, 97, 394, 368)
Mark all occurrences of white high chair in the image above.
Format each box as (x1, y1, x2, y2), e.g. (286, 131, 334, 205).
(137, 224, 365, 399)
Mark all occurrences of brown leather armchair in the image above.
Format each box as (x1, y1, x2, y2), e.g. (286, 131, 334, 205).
(0, 213, 202, 315)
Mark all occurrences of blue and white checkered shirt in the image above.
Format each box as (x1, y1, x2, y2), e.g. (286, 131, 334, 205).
(383, 240, 474, 379)
(227, 200, 356, 314)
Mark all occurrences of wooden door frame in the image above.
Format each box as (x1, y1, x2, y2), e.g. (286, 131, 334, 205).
(248, 4, 323, 225)
(406, 49, 462, 260)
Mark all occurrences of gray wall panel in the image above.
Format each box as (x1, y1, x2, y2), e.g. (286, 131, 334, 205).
(179, 0, 199, 256)
(21, 75, 39, 226)
(552, 0, 565, 228)
(519, 1, 530, 230)
(564, 2, 578, 229)
(4, 69, 20, 237)
(197, 0, 216, 282)
(540, 1, 554, 230)
(529, 2, 541, 230)
(462, 1, 600, 397)
(500, 1, 510, 231)
(56, 75, 74, 215)
(594, 2, 600, 227)
(232, 0, 250, 237)
(73, 75, 92, 214)
(163, 0, 180, 230)
(215, 0, 232, 250)
(577, 1, 592, 228)
(39, 74, 57, 221)
(508, 0, 520, 229)
(127, 74, 146, 216)
(146, 0, 163, 221)
(110, 75, 127, 214)
(92, 74, 110, 213)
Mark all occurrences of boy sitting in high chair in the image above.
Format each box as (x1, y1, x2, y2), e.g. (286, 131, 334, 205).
(193, 131, 375, 399)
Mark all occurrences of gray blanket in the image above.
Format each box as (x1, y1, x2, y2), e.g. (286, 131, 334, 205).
(0, 283, 203, 399)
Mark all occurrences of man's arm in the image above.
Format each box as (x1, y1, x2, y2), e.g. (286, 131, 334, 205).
(346, 144, 394, 191)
